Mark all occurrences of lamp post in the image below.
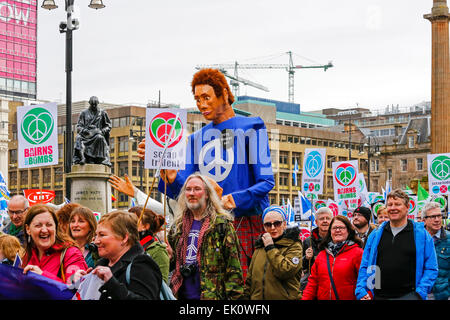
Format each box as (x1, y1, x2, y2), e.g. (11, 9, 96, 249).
(41, 0, 106, 200)
(129, 116, 145, 190)
(359, 135, 380, 192)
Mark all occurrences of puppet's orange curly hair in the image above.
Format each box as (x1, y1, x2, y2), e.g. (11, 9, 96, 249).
(191, 68, 235, 105)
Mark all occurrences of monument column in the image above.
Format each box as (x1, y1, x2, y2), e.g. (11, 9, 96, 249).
(424, 0, 450, 153)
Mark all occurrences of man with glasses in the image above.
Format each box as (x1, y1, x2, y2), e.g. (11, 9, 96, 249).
(4, 195, 29, 245)
(356, 189, 438, 300)
(422, 201, 450, 300)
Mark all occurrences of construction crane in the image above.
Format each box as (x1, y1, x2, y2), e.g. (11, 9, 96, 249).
(196, 61, 269, 98)
(197, 51, 333, 103)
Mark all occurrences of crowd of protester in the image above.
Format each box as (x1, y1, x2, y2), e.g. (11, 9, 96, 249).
(0, 182, 448, 300)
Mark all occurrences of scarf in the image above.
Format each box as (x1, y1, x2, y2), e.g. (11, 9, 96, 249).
(327, 240, 347, 257)
(8, 223, 22, 237)
(170, 211, 210, 296)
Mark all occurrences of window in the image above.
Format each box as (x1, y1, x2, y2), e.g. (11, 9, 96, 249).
(109, 137, 115, 152)
(119, 137, 128, 152)
(292, 152, 301, 168)
(118, 162, 128, 176)
(58, 144, 63, 159)
(417, 158, 423, 171)
(31, 170, 39, 184)
(327, 156, 335, 168)
(279, 151, 288, 165)
(120, 117, 129, 127)
(55, 167, 63, 183)
(43, 169, 51, 185)
(20, 171, 28, 185)
(388, 168, 393, 181)
(9, 149, 17, 163)
(279, 173, 289, 186)
(9, 172, 17, 186)
(408, 136, 414, 148)
(371, 160, 379, 172)
(400, 159, 407, 171)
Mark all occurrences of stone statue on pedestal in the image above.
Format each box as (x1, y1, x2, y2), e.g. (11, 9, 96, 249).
(73, 96, 112, 167)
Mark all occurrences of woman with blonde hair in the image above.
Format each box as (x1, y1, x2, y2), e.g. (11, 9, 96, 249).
(72, 210, 162, 300)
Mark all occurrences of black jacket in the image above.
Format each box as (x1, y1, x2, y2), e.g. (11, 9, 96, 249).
(301, 228, 323, 272)
(96, 243, 162, 300)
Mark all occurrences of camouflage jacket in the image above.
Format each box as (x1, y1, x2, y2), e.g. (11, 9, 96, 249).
(168, 214, 244, 300)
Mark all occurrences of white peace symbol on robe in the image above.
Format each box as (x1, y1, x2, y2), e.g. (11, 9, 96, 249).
(199, 139, 234, 182)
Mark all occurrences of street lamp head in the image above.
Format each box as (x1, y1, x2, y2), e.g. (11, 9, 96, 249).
(89, 0, 106, 9)
(41, 0, 58, 10)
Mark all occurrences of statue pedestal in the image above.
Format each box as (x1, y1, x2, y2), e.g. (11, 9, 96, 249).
(67, 164, 112, 214)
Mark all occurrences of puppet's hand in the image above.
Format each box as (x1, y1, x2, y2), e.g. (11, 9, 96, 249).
(221, 194, 236, 210)
(160, 169, 178, 184)
(137, 138, 146, 160)
(108, 174, 135, 197)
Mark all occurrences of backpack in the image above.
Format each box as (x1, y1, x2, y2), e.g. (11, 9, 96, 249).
(125, 255, 176, 300)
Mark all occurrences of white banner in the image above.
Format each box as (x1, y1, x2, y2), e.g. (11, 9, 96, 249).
(17, 103, 58, 169)
(144, 108, 187, 170)
(427, 153, 450, 195)
(301, 148, 326, 195)
(332, 160, 360, 202)
(408, 195, 418, 221)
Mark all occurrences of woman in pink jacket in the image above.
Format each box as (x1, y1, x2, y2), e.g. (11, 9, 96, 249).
(302, 215, 363, 300)
(22, 204, 87, 284)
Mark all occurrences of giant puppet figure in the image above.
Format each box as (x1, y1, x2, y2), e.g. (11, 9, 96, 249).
(138, 69, 275, 276)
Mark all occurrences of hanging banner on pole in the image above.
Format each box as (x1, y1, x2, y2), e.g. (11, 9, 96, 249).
(17, 103, 58, 169)
(301, 148, 326, 195)
(332, 160, 360, 202)
(408, 195, 418, 221)
(144, 108, 187, 170)
(23, 189, 56, 205)
(427, 153, 450, 195)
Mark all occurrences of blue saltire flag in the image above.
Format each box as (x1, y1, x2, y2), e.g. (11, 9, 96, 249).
(0, 264, 75, 300)
(286, 198, 296, 226)
(292, 158, 299, 186)
(0, 171, 10, 201)
(130, 197, 137, 208)
(384, 180, 391, 203)
(64, 197, 71, 204)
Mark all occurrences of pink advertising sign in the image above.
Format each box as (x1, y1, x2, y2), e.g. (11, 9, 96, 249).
(0, 0, 37, 84)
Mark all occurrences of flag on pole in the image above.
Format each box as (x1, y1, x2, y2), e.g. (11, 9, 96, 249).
(299, 191, 315, 227)
(0, 172, 10, 200)
(417, 181, 429, 201)
(405, 185, 414, 195)
(130, 198, 137, 208)
(286, 198, 296, 226)
(292, 158, 299, 186)
(384, 180, 391, 203)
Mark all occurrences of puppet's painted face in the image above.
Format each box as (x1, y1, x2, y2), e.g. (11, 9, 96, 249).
(194, 84, 227, 123)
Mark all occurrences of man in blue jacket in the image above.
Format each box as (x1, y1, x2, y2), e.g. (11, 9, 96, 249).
(355, 189, 438, 300)
(422, 201, 450, 300)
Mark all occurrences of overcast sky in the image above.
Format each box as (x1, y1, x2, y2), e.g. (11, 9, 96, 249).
(36, 0, 435, 112)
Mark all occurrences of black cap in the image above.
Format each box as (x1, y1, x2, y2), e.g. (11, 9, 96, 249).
(354, 206, 372, 222)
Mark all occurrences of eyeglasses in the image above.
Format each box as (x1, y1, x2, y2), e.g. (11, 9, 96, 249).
(263, 221, 283, 229)
(331, 226, 347, 231)
(424, 214, 443, 220)
(8, 209, 27, 216)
